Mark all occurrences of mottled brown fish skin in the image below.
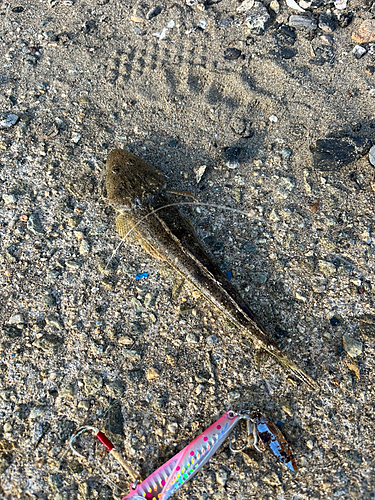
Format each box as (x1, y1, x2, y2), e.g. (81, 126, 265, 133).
(106, 149, 319, 390)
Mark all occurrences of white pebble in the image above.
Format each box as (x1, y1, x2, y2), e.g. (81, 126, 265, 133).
(369, 145, 375, 167)
(167, 422, 178, 433)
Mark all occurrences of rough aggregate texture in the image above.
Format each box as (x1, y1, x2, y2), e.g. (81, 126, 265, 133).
(0, 0, 375, 499)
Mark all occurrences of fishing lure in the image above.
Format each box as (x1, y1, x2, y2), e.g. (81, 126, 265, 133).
(251, 411, 297, 472)
(69, 410, 297, 500)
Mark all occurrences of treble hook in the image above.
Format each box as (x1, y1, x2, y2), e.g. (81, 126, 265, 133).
(229, 414, 264, 454)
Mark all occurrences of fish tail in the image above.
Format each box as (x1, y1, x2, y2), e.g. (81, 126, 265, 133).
(272, 349, 320, 390)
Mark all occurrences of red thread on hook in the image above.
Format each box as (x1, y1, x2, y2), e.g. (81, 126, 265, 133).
(96, 431, 115, 451)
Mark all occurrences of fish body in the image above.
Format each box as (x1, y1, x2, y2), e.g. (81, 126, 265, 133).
(106, 149, 318, 389)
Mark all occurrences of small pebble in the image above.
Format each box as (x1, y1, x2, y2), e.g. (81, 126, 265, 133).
(219, 17, 233, 28)
(67, 216, 80, 228)
(131, 297, 146, 313)
(352, 20, 375, 44)
(311, 136, 371, 171)
(3, 422, 12, 433)
(237, 0, 254, 14)
(131, 8, 145, 23)
(197, 19, 207, 30)
(224, 48, 242, 60)
(167, 422, 178, 434)
(216, 469, 228, 487)
(146, 5, 162, 20)
(249, 271, 268, 284)
(222, 146, 242, 169)
(289, 15, 317, 30)
(29, 405, 48, 419)
(0, 113, 19, 129)
(318, 12, 336, 33)
(286, 0, 305, 11)
(244, 1, 270, 32)
(269, 209, 280, 222)
(2, 194, 17, 205)
(262, 472, 281, 486)
(195, 165, 207, 184)
(144, 292, 155, 308)
(60, 385, 75, 398)
(74, 231, 84, 240)
(206, 335, 218, 345)
(106, 379, 125, 398)
(369, 145, 375, 167)
(342, 334, 363, 358)
(352, 45, 367, 59)
(320, 34, 334, 45)
(345, 449, 362, 467)
(45, 315, 64, 329)
(83, 372, 103, 395)
(346, 358, 360, 379)
(27, 213, 44, 234)
(334, 10, 353, 29)
(118, 335, 135, 345)
(318, 260, 336, 277)
(66, 260, 81, 270)
(334, 0, 346, 8)
(122, 349, 141, 361)
(71, 132, 82, 144)
(295, 292, 307, 302)
(280, 400, 293, 417)
(8, 314, 25, 326)
(281, 148, 292, 160)
(269, 114, 278, 123)
(146, 367, 160, 381)
(78, 400, 90, 410)
(269, 0, 279, 13)
(330, 317, 340, 327)
(0, 390, 16, 402)
(186, 332, 198, 343)
(33, 334, 63, 352)
(79, 239, 90, 255)
(227, 391, 241, 402)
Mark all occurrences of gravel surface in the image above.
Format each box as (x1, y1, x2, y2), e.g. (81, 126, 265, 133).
(1, 0, 375, 499)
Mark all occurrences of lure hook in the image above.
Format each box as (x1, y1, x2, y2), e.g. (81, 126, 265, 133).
(69, 426, 99, 459)
(68, 426, 141, 482)
(228, 416, 263, 454)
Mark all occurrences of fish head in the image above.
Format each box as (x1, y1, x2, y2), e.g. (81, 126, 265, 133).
(106, 149, 167, 211)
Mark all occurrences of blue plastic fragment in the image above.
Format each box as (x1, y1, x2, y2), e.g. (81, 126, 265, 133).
(135, 272, 149, 281)
(226, 271, 232, 281)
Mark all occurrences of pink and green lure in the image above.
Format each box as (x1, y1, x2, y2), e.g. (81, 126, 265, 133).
(122, 411, 242, 500)
(121, 410, 297, 500)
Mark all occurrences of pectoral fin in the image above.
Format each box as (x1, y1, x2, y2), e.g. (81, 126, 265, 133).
(116, 214, 137, 241)
(115, 214, 164, 260)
